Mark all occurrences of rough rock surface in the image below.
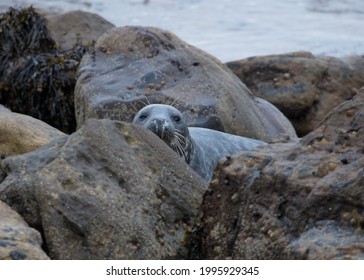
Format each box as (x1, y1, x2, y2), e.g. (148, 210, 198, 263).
(226, 52, 364, 136)
(75, 26, 297, 142)
(192, 88, 364, 260)
(46, 10, 115, 50)
(0, 200, 49, 260)
(0, 119, 207, 259)
(0, 111, 66, 156)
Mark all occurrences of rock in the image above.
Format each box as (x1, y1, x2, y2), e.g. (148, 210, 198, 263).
(0, 200, 49, 260)
(46, 10, 115, 50)
(226, 52, 364, 136)
(75, 26, 297, 142)
(0, 111, 66, 156)
(0, 119, 207, 259)
(0, 105, 10, 112)
(191, 88, 364, 259)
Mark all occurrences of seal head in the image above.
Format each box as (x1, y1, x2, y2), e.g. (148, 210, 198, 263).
(133, 104, 266, 181)
(132, 104, 193, 163)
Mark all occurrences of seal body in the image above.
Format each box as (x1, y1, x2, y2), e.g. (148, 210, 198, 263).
(132, 104, 266, 180)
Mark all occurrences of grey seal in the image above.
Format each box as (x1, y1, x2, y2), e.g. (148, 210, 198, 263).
(132, 104, 266, 181)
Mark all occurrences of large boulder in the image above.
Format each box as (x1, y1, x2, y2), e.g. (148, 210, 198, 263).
(0, 200, 49, 260)
(192, 88, 364, 259)
(75, 26, 297, 142)
(0, 111, 66, 156)
(46, 10, 115, 50)
(0, 118, 207, 259)
(226, 52, 364, 136)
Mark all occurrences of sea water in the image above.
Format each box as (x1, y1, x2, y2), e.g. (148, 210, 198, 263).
(1, 0, 363, 62)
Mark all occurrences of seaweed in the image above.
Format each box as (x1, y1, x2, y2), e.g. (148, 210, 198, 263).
(0, 6, 90, 133)
(0, 6, 55, 55)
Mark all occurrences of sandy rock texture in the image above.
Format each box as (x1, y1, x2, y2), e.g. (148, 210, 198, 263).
(191, 88, 364, 259)
(46, 10, 115, 50)
(0, 111, 66, 156)
(0, 119, 207, 259)
(0, 200, 49, 260)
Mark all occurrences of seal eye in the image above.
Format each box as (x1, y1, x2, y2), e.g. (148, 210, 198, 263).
(173, 115, 181, 122)
(139, 114, 148, 120)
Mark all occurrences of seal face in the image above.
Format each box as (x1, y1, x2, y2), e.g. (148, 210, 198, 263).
(133, 104, 266, 181)
(132, 104, 193, 163)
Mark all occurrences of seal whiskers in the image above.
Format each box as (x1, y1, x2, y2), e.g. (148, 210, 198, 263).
(172, 129, 191, 162)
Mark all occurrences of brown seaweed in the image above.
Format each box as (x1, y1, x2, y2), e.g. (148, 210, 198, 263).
(0, 6, 90, 133)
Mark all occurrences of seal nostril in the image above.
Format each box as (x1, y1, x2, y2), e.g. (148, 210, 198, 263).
(153, 118, 164, 126)
(150, 119, 166, 138)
